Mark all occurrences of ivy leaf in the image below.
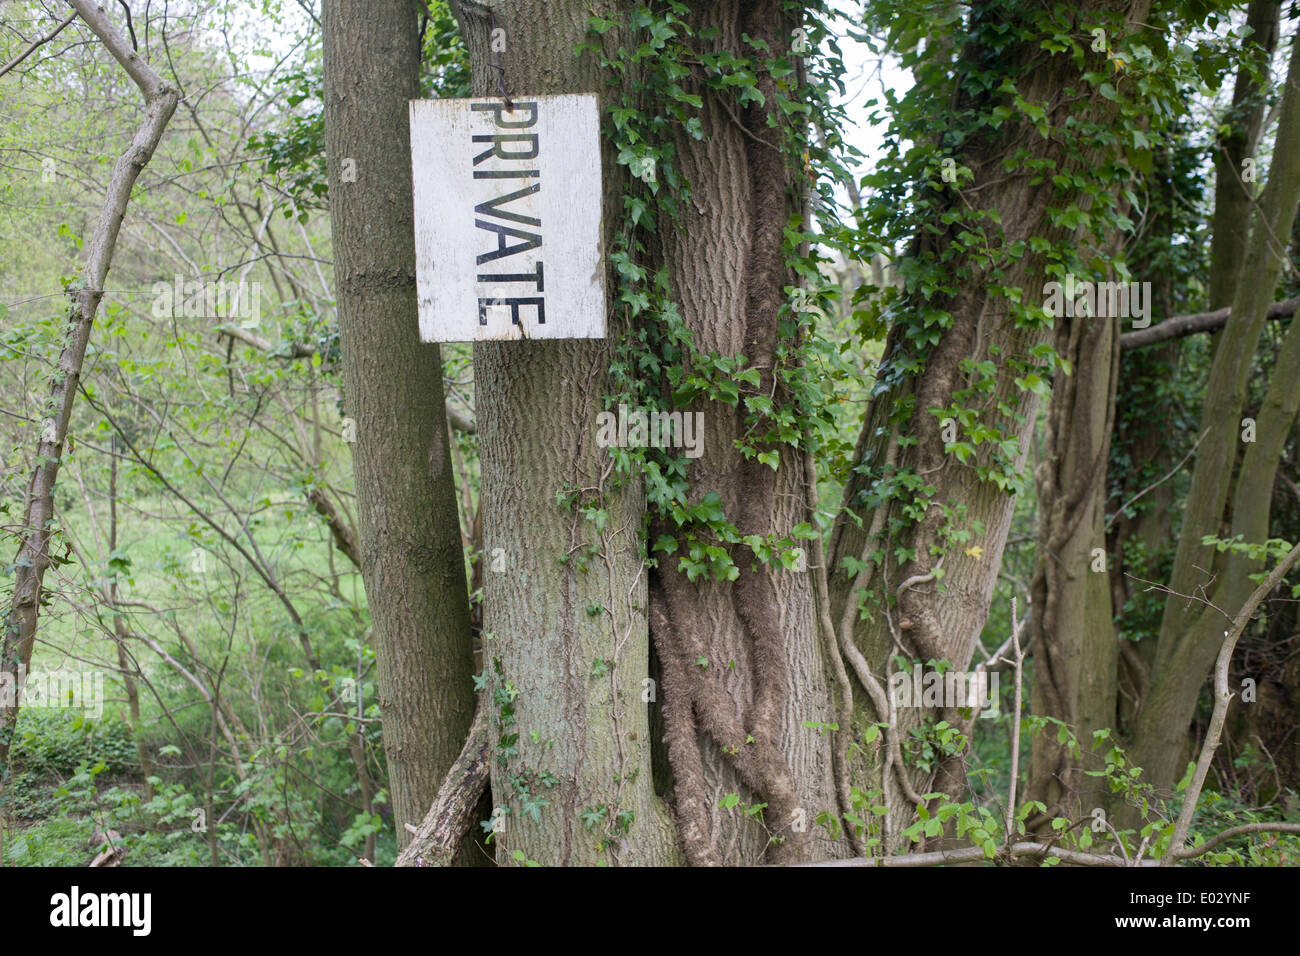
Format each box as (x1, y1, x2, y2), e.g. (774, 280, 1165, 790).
(693, 491, 727, 525)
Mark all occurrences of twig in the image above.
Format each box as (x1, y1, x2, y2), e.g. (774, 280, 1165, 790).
(1105, 429, 1208, 533)
(1101, 817, 1132, 867)
(116, 1, 139, 51)
(1125, 571, 1231, 621)
(1003, 597, 1025, 844)
(0, 10, 78, 79)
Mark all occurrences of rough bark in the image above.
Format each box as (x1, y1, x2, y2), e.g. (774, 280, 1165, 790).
(448, 0, 678, 867)
(641, 0, 845, 867)
(395, 703, 491, 867)
(322, 0, 476, 849)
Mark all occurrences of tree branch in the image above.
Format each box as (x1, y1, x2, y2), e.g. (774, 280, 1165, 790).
(215, 326, 478, 433)
(217, 324, 316, 359)
(307, 487, 361, 568)
(1003, 597, 1026, 845)
(2, 0, 178, 773)
(0, 10, 78, 79)
(1120, 296, 1300, 350)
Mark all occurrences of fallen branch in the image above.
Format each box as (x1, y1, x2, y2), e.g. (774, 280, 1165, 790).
(784, 820, 1300, 866)
(394, 702, 490, 867)
(1170, 822, 1300, 861)
(787, 841, 1143, 867)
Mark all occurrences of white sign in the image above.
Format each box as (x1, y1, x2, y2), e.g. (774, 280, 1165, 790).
(409, 95, 606, 342)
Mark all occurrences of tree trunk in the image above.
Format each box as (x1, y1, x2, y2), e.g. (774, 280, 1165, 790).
(646, 0, 844, 866)
(1207, 0, 1281, 310)
(827, 0, 1155, 844)
(1131, 30, 1300, 797)
(1026, 310, 1120, 822)
(448, 0, 678, 867)
(322, 0, 476, 850)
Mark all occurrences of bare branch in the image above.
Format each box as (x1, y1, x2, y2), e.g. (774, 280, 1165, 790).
(0, 10, 78, 79)
(1003, 597, 1026, 844)
(1120, 296, 1300, 350)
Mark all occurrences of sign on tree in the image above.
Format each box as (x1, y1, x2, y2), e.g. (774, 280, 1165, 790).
(409, 95, 606, 342)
